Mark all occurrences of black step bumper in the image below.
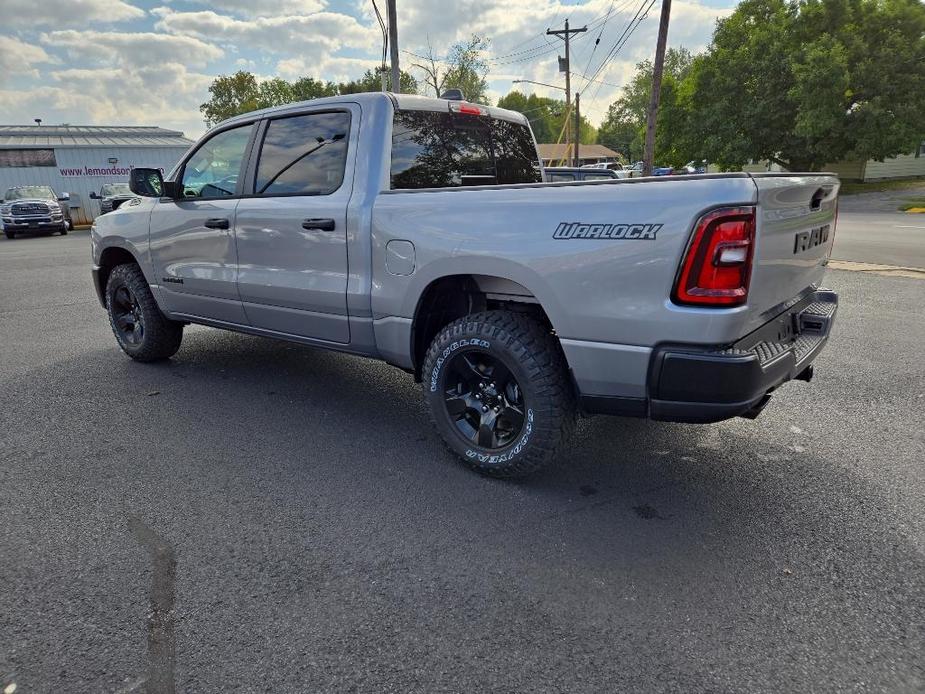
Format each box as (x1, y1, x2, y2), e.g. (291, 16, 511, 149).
(647, 289, 838, 423)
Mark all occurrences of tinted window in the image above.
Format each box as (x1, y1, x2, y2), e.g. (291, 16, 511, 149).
(491, 118, 542, 184)
(391, 110, 494, 189)
(583, 172, 617, 180)
(547, 173, 576, 182)
(101, 183, 131, 196)
(180, 124, 253, 199)
(255, 112, 350, 196)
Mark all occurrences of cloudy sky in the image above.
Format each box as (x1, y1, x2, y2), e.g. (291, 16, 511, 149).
(0, 0, 735, 139)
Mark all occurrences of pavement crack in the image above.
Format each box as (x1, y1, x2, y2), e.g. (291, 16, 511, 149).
(127, 515, 177, 694)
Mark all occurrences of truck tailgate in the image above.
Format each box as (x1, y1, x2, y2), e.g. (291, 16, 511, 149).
(745, 174, 839, 332)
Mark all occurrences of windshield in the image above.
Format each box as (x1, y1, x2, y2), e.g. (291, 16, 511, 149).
(101, 183, 132, 196)
(5, 186, 56, 201)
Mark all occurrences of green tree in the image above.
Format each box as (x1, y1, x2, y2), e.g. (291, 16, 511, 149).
(412, 35, 491, 103)
(200, 70, 412, 127)
(337, 68, 418, 94)
(290, 77, 338, 101)
(597, 47, 694, 162)
(497, 91, 597, 145)
(200, 71, 261, 126)
(682, 0, 925, 171)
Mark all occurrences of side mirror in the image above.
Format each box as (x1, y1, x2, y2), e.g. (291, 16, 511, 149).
(89, 192, 101, 200)
(57, 192, 70, 202)
(129, 168, 165, 197)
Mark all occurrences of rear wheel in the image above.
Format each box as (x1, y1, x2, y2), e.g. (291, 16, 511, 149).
(423, 311, 576, 478)
(106, 263, 183, 361)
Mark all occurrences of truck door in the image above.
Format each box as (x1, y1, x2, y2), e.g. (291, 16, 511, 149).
(233, 108, 355, 343)
(148, 122, 256, 324)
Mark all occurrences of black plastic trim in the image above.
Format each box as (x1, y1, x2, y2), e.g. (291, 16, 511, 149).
(645, 289, 837, 423)
(91, 265, 105, 308)
(580, 395, 647, 417)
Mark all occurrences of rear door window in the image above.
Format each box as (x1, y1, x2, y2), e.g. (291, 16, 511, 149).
(255, 112, 350, 196)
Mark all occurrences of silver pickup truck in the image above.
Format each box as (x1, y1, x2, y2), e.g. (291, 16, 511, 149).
(91, 92, 838, 477)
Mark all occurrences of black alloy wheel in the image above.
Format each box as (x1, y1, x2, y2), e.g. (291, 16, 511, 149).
(111, 284, 145, 346)
(443, 350, 526, 449)
(422, 310, 577, 478)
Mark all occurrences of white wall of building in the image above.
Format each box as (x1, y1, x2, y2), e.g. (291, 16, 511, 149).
(0, 145, 190, 224)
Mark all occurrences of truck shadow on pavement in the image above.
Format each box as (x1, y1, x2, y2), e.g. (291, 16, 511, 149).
(3, 328, 922, 691)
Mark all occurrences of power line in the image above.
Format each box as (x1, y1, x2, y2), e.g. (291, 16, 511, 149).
(583, 0, 657, 106)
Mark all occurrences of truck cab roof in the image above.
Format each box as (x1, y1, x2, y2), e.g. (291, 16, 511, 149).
(217, 92, 529, 130)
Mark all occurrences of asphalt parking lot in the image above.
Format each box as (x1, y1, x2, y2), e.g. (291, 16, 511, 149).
(1, 232, 923, 693)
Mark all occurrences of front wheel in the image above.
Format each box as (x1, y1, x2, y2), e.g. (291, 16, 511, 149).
(4, 230, 14, 240)
(106, 263, 183, 361)
(422, 311, 577, 478)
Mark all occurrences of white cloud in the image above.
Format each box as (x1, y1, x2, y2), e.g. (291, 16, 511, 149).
(0, 36, 57, 84)
(276, 56, 381, 81)
(41, 30, 224, 69)
(3, 62, 212, 137)
(1, 0, 144, 27)
(152, 8, 377, 57)
(162, 0, 328, 18)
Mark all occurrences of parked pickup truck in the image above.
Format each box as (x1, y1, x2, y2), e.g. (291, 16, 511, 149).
(2, 185, 72, 239)
(91, 92, 839, 478)
(89, 183, 136, 215)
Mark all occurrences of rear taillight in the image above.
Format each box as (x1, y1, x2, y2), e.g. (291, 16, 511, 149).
(673, 206, 756, 307)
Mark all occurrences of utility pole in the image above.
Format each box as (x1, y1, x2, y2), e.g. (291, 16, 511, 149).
(387, 0, 401, 92)
(574, 92, 580, 167)
(547, 19, 586, 166)
(643, 0, 671, 176)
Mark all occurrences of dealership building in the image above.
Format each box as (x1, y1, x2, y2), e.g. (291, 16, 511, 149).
(0, 125, 194, 225)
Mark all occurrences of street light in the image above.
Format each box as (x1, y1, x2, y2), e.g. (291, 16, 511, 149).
(513, 80, 571, 166)
(512, 79, 566, 92)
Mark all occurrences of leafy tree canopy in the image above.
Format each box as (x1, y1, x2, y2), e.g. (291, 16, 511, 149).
(597, 47, 693, 164)
(337, 69, 418, 95)
(200, 69, 417, 126)
(681, 0, 925, 170)
(412, 35, 491, 104)
(496, 91, 597, 146)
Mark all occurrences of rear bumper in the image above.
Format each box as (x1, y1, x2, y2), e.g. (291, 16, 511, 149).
(579, 289, 838, 422)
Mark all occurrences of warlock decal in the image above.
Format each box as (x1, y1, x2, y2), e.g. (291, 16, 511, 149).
(553, 222, 662, 240)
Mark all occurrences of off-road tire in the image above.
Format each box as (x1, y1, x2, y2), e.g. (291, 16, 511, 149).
(59, 226, 68, 235)
(423, 310, 577, 478)
(4, 231, 14, 240)
(106, 263, 183, 362)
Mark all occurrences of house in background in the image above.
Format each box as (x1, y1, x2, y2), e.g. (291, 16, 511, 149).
(827, 141, 925, 181)
(536, 143, 622, 167)
(740, 140, 925, 181)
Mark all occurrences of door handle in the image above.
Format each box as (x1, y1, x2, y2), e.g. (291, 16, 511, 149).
(204, 218, 230, 230)
(302, 218, 336, 231)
